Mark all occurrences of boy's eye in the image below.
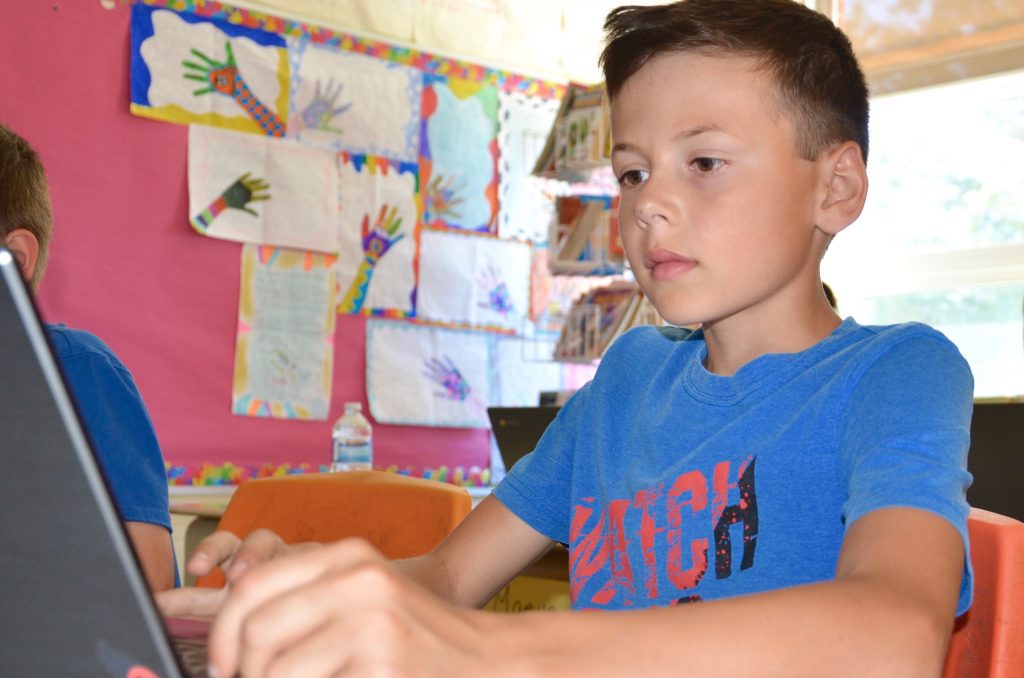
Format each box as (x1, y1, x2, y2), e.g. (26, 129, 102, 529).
(692, 157, 724, 173)
(617, 169, 649, 187)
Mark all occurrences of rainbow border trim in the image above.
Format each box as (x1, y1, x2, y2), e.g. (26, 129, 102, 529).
(166, 461, 492, 487)
(136, 0, 566, 99)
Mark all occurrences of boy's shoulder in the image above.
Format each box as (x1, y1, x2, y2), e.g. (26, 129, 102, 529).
(44, 323, 120, 363)
(597, 324, 700, 373)
(843, 319, 965, 358)
(826, 320, 973, 397)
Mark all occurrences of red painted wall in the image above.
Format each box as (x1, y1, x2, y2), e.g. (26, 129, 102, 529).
(0, 1, 490, 472)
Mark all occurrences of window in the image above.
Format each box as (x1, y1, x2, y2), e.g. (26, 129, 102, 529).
(820, 2, 1024, 397)
(833, 0, 1024, 94)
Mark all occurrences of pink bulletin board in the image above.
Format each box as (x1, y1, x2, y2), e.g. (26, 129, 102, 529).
(0, 2, 491, 481)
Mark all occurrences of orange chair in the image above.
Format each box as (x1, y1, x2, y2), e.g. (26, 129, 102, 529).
(196, 471, 472, 588)
(943, 507, 1024, 677)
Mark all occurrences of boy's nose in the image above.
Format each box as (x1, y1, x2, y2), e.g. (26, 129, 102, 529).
(633, 181, 673, 231)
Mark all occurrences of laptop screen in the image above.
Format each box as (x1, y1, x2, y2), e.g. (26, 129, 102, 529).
(0, 249, 185, 676)
(487, 406, 560, 471)
(967, 400, 1024, 522)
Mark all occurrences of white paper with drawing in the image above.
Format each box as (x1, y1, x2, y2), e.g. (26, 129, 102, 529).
(417, 229, 531, 331)
(335, 154, 418, 316)
(188, 124, 339, 253)
(366, 320, 490, 428)
(232, 245, 337, 420)
(289, 41, 421, 163)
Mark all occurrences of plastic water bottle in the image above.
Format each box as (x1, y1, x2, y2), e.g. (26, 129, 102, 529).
(331, 402, 373, 472)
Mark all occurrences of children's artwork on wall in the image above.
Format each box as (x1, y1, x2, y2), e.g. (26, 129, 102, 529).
(367, 320, 490, 428)
(497, 92, 561, 242)
(233, 244, 338, 420)
(289, 40, 422, 162)
(188, 124, 339, 253)
(335, 153, 419, 316)
(131, 4, 289, 136)
(420, 75, 500, 234)
(417, 229, 531, 332)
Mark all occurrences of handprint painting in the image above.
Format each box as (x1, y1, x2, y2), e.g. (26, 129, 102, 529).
(190, 172, 271, 234)
(291, 43, 421, 162)
(366, 320, 490, 428)
(423, 355, 472, 402)
(130, 4, 289, 135)
(188, 125, 339, 253)
(420, 74, 500, 233)
(417, 229, 531, 332)
(336, 153, 419, 317)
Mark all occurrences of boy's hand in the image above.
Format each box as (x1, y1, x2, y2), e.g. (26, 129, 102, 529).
(208, 537, 493, 678)
(154, 529, 309, 618)
(155, 582, 228, 619)
(186, 529, 295, 583)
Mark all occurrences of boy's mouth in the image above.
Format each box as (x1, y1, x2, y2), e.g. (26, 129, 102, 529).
(645, 248, 697, 281)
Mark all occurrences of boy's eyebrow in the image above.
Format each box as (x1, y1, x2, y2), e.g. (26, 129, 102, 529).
(672, 124, 724, 142)
(611, 125, 726, 155)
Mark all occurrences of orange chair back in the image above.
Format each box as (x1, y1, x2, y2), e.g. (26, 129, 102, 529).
(943, 508, 1024, 677)
(196, 471, 472, 588)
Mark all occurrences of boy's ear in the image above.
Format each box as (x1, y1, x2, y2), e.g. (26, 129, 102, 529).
(816, 141, 867, 236)
(3, 229, 40, 283)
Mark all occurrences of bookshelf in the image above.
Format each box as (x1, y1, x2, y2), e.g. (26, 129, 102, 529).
(534, 83, 623, 276)
(532, 83, 664, 362)
(532, 83, 611, 182)
(552, 282, 663, 363)
(548, 194, 624, 275)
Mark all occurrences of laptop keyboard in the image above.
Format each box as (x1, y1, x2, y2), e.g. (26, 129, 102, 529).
(171, 636, 209, 678)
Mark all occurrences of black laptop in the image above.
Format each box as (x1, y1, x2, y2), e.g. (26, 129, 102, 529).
(487, 405, 560, 472)
(0, 248, 206, 677)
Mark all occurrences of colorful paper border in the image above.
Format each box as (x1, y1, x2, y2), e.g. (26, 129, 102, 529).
(166, 461, 492, 487)
(135, 0, 566, 99)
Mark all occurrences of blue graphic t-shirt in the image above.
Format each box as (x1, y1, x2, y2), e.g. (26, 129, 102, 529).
(494, 318, 974, 614)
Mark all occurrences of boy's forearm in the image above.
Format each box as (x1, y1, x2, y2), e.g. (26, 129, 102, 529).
(394, 553, 457, 603)
(125, 521, 176, 592)
(485, 576, 951, 677)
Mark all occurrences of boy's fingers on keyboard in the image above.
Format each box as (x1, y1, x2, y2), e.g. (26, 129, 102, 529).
(187, 531, 243, 576)
(155, 585, 227, 618)
(208, 539, 383, 676)
(225, 528, 294, 583)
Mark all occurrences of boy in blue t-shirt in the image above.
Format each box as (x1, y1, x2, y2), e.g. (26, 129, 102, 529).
(165, 1, 973, 674)
(0, 121, 176, 592)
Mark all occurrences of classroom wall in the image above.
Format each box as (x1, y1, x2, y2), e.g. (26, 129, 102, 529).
(0, 1, 491, 474)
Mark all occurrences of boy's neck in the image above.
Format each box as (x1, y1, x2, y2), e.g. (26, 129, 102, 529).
(701, 303, 842, 376)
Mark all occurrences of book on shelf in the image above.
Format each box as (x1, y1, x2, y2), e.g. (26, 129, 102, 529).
(549, 195, 622, 274)
(553, 282, 662, 362)
(533, 83, 611, 182)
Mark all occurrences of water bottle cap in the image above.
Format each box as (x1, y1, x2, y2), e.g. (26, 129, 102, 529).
(343, 402, 362, 412)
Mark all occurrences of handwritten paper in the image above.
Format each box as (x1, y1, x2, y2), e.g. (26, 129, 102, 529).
(366, 319, 490, 427)
(188, 124, 339, 253)
(232, 245, 338, 420)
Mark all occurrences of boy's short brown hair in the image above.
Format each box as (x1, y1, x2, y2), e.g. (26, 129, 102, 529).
(601, 0, 870, 163)
(0, 122, 53, 289)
